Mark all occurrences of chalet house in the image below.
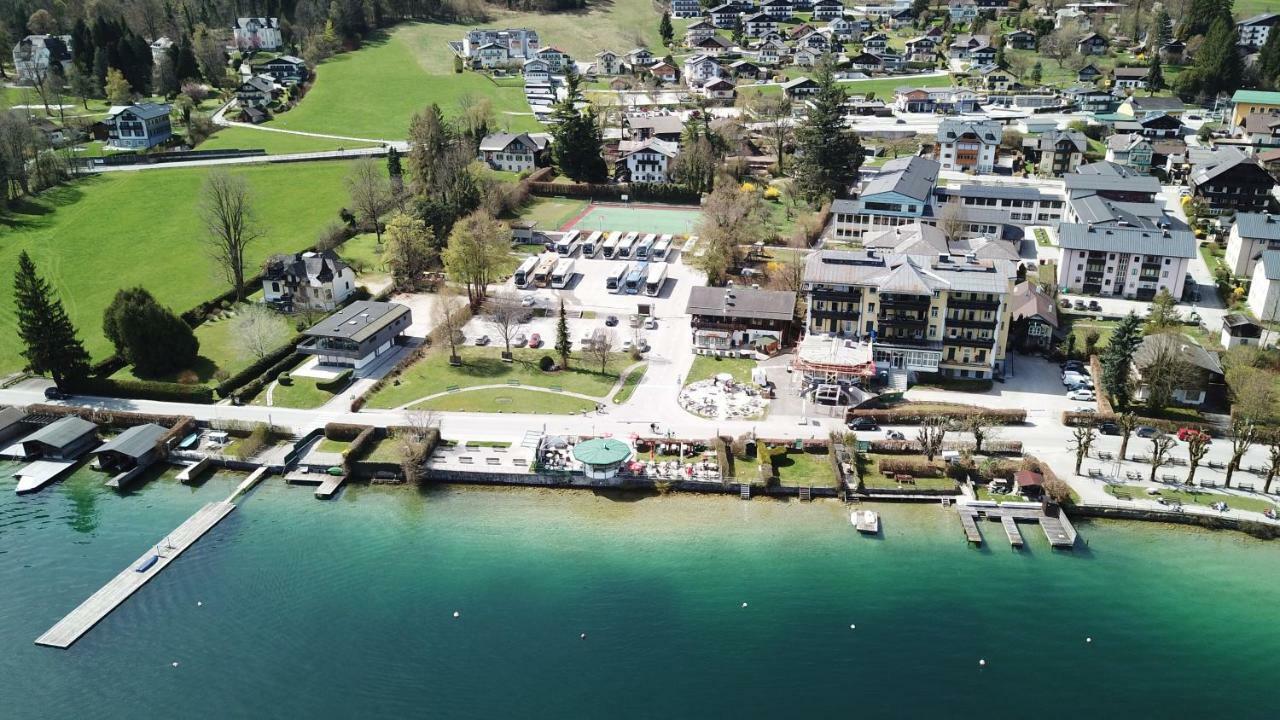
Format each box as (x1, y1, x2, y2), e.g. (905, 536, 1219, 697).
(904, 37, 937, 62)
(461, 28, 539, 59)
(692, 34, 734, 55)
(473, 43, 509, 69)
(686, 286, 797, 353)
(949, 0, 978, 23)
(1130, 334, 1224, 408)
(1117, 95, 1186, 118)
(1189, 152, 1277, 216)
(974, 64, 1012, 91)
(1112, 66, 1148, 91)
(799, 32, 830, 52)
(757, 38, 787, 64)
(1114, 112, 1183, 140)
(299, 301, 413, 371)
(1104, 134, 1153, 174)
(235, 75, 277, 109)
(104, 103, 172, 151)
(479, 132, 550, 173)
(1076, 32, 1109, 55)
(621, 138, 679, 183)
(1005, 28, 1036, 50)
(594, 50, 623, 75)
(671, 0, 704, 18)
(782, 76, 820, 99)
(877, 51, 906, 72)
(534, 46, 572, 73)
(683, 55, 724, 87)
(252, 55, 308, 85)
(888, 8, 915, 28)
(894, 86, 980, 114)
(1009, 281, 1059, 351)
(789, 24, 817, 41)
(947, 34, 990, 60)
(686, 19, 718, 45)
(828, 17, 860, 41)
(703, 77, 737, 101)
(627, 48, 655, 67)
(1238, 113, 1280, 147)
(710, 3, 742, 28)
(729, 59, 764, 79)
(625, 114, 685, 143)
(522, 58, 551, 84)
(232, 17, 282, 50)
(1237, 12, 1280, 50)
(263, 251, 356, 312)
(1225, 213, 1280, 277)
(968, 45, 997, 66)
(862, 33, 889, 53)
(1024, 129, 1086, 176)
(812, 0, 845, 22)
(743, 12, 778, 38)
(761, 0, 795, 20)
(12, 34, 72, 84)
(792, 48, 820, 67)
(936, 118, 1001, 174)
(647, 61, 680, 84)
(1077, 64, 1102, 84)
(848, 52, 883, 72)
(1065, 86, 1116, 112)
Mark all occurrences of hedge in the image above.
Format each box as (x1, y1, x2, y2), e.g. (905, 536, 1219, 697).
(67, 376, 214, 403)
(90, 354, 128, 377)
(215, 335, 303, 398)
(629, 182, 701, 204)
(849, 405, 1026, 425)
(342, 426, 380, 474)
(232, 352, 305, 404)
(324, 422, 369, 441)
(877, 458, 944, 477)
(317, 369, 353, 392)
(1062, 410, 1216, 437)
(714, 436, 733, 482)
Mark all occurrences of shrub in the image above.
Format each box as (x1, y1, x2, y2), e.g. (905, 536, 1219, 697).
(317, 369, 353, 392)
(539, 355, 555, 371)
(877, 458, 944, 477)
(68, 377, 214, 403)
(278, 372, 292, 385)
(235, 422, 272, 461)
(231, 352, 304, 404)
(215, 336, 302, 398)
(324, 422, 369, 441)
(849, 405, 1025, 425)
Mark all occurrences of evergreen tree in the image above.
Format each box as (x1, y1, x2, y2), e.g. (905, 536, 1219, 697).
(732, 16, 744, 46)
(1030, 61, 1043, 85)
(1101, 312, 1143, 409)
(1258, 29, 1280, 88)
(1146, 51, 1165, 94)
(1149, 8, 1173, 50)
(550, 70, 608, 182)
(102, 287, 199, 377)
(659, 11, 673, 46)
(172, 38, 201, 82)
(555, 299, 572, 368)
(1192, 17, 1242, 98)
(792, 59, 863, 203)
(12, 252, 90, 388)
(1180, 0, 1232, 39)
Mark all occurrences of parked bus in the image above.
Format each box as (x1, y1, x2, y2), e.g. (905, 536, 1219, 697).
(634, 233, 657, 259)
(616, 231, 639, 259)
(644, 263, 668, 297)
(531, 253, 559, 287)
(513, 256, 539, 288)
(550, 258, 575, 289)
(652, 235, 673, 261)
(581, 231, 603, 258)
(623, 263, 646, 294)
(605, 264, 629, 292)
(555, 230, 579, 257)
(601, 232, 622, 259)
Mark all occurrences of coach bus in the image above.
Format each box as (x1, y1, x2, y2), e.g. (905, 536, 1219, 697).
(550, 259, 575, 289)
(644, 263, 668, 297)
(605, 264, 629, 292)
(634, 233, 657, 260)
(580, 231, 603, 258)
(616, 231, 639, 259)
(601, 232, 622, 259)
(513, 256, 539, 288)
(651, 235, 673, 261)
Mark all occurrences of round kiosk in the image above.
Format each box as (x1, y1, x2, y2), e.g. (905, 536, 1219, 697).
(572, 438, 633, 481)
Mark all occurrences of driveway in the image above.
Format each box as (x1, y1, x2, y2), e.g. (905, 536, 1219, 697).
(904, 355, 1086, 422)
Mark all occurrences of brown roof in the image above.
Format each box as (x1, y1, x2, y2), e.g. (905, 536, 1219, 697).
(1010, 281, 1058, 329)
(1014, 471, 1043, 488)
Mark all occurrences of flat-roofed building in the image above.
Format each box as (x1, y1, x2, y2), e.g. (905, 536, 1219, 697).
(299, 301, 413, 370)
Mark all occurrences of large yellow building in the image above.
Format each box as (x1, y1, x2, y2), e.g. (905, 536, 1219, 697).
(1231, 90, 1280, 129)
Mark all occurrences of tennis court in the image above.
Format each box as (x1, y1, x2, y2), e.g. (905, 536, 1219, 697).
(566, 203, 703, 235)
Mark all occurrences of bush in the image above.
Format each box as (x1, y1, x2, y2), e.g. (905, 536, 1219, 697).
(277, 372, 292, 385)
(234, 422, 272, 461)
(877, 458, 944, 477)
(317, 369, 353, 392)
(539, 355, 555, 371)
(849, 405, 1025, 425)
(232, 352, 305, 404)
(68, 376, 215, 403)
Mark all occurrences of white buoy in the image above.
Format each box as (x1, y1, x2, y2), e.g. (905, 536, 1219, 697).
(453, 611, 460, 618)
(978, 659, 986, 667)
(580, 633, 587, 639)
(741, 602, 748, 608)
(850, 624, 856, 630)
(197, 601, 202, 607)
(172, 662, 179, 668)
(1086, 637, 1093, 643)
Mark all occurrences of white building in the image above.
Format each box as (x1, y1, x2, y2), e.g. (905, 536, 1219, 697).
(1057, 225, 1194, 300)
(1237, 12, 1280, 49)
(232, 18, 282, 51)
(594, 50, 624, 75)
(1249, 250, 1280, 321)
(462, 28, 539, 59)
(936, 118, 1001, 174)
(103, 103, 173, 150)
(12, 35, 72, 85)
(682, 54, 724, 87)
(1225, 213, 1280, 278)
(621, 138, 679, 183)
(263, 251, 356, 312)
(479, 132, 550, 173)
(671, 0, 704, 18)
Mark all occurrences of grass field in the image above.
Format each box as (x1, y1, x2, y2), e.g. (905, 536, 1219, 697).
(199, 126, 382, 154)
(1104, 483, 1275, 514)
(0, 161, 354, 372)
(685, 356, 758, 386)
(612, 363, 648, 404)
(738, 73, 953, 104)
(512, 197, 589, 231)
(340, 233, 391, 285)
(568, 204, 702, 235)
(773, 448, 838, 488)
(411, 387, 598, 413)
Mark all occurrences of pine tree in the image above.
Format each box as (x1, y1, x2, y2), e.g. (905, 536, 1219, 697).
(1180, 0, 1232, 39)
(1149, 8, 1173, 50)
(792, 59, 863, 203)
(659, 11, 674, 46)
(550, 70, 607, 182)
(1030, 61, 1043, 85)
(1146, 51, 1165, 94)
(1192, 17, 1242, 98)
(1258, 29, 1280, 89)
(1101, 312, 1143, 409)
(555, 300, 572, 368)
(13, 252, 90, 388)
(102, 287, 199, 377)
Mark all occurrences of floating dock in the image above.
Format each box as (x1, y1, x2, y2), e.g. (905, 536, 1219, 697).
(176, 456, 213, 484)
(1001, 515, 1024, 547)
(959, 511, 984, 544)
(13, 459, 77, 494)
(957, 503, 1078, 550)
(35, 501, 235, 649)
(285, 470, 346, 499)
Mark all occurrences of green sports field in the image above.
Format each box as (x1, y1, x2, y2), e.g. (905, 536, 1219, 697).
(567, 204, 703, 235)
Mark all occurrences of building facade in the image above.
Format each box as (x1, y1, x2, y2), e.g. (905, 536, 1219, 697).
(299, 301, 413, 370)
(936, 118, 1001, 173)
(104, 103, 172, 150)
(232, 18, 282, 50)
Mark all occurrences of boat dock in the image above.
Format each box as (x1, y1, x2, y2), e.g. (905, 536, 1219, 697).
(285, 470, 346, 499)
(13, 459, 78, 494)
(35, 501, 235, 649)
(1001, 515, 1024, 547)
(958, 511, 984, 544)
(957, 503, 1078, 549)
(176, 456, 213, 483)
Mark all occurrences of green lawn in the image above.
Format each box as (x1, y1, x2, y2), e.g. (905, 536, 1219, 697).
(411, 387, 598, 414)
(857, 453, 958, 492)
(366, 437, 403, 463)
(317, 438, 352, 454)
(976, 487, 1030, 503)
(1104, 484, 1275, 514)
(511, 197, 589, 232)
(254, 374, 345, 409)
(199, 126, 382, 154)
(0, 162, 354, 373)
(1061, 316, 1119, 354)
(613, 363, 648, 404)
(773, 448, 838, 488)
(685, 356, 758, 386)
(367, 347, 629, 408)
(340, 232, 391, 284)
(109, 307, 264, 385)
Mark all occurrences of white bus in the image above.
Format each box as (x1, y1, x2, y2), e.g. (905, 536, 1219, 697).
(605, 264, 629, 292)
(513, 256, 539, 288)
(531, 254, 559, 287)
(634, 233, 657, 260)
(644, 263, 668, 296)
(624, 263, 646, 294)
(581, 231, 603, 258)
(555, 230, 579, 257)
(550, 258, 575, 289)
(652, 235, 673, 261)
(616, 231, 639, 259)
(601, 231, 622, 259)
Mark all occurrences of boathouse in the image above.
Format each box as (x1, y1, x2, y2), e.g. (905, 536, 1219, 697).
(0, 407, 28, 445)
(18, 416, 98, 460)
(93, 423, 168, 473)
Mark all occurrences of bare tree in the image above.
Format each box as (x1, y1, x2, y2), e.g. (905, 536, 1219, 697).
(589, 328, 616, 373)
(231, 304, 292, 359)
(383, 212, 436, 291)
(1071, 425, 1095, 474)
(1225, 418, 1256, 489)
(483, 291, 523, 358)
(1042, 25, 1085, 67)
(1117, 412, 1138, 460)
(1265, 438, 1280, 494)
(916, 418, 947, 462)
(938, 202, 969, 242)
(747, 91, 793, 174)
(345, 157, 391, 243)
(397, 409, 440, 484)
(964, 414, 997, 454)
(1149, 434, 1176, 482)
(434, 289, 465, 363)
(1185, 431, 1210, 487)
(442, 210, 509, 310)
(199, 170, 263, 303)
(1141, 334, 1194, 413)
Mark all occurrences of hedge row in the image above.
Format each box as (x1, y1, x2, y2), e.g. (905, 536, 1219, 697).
(1061, 411, 1216, 437)
(849, 406, 1026, 425)
(318, 369, 353, 393)
(629, 182, 701, 204)
(324, 422, 368, 441)
(24, 403, 191, 430)
(1090, 355, 1113, 415)
(867, 439, 1023, 455)
(715, 436, 733, 482)
(68, 376, 214, 403)
(90, 354, 127, 377)
(343, 426, 380, 474)
(877, 458, 944, 477)
(233, 352, 305, 404)
(215, 335, 303, 398)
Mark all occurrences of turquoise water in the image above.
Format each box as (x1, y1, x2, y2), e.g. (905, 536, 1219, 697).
(3, 462, 1280, 718)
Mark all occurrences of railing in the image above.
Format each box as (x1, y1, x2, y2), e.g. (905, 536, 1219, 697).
(944, 335, 996, 349)
(948, 298, 1001, 311)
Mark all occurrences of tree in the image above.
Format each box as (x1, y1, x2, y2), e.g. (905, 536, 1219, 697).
(550, 70, 608, 182)
(693, 182, 773, 284)
(1184, 430, 1211, 486)
(747, 91, 793, 174)
(911, 0, 929, 17)
(1258, 29, 1280, 89)
(102, 287, 199, 377)
(1149, 434, 1176, 482)
(199, 171, 263, 303)
(397, 410, 439, 485)
(434, 289, 464, 363)
(66, 65, 94, 110)
(555, 299, 571, 368)
(387, 146, 405, 195)
(104, 67, 132, 104)
(1189, 17, 1242, 98)
(345, 158, 390, 243)
(938, 203, 969, 242)
(442, 210, 508, 309)
(1030, 61, 1043, 85)
(1144, 288, 1179, 332)
(793, 59, 863, 203)
(383, 213, 436, 291)
(1181, 0, 1232, 39)
(1118, 412, 1139, 461)
(1150, 8, 1174, 50)
(1225, 417, 1256, 489)
(1101, 311, 1142, 408)
(1146, 52, 1165, 95)
(1042, 24, 1084, 67)
(484, 291, 524, 357)
(659, 11, 674, 46)
(1265, 438, 1280, 494)
(12, 252, 90, 388)
(672, 131, 718, 194)
(193, 25, 228, 88)
(27, 9, 56, 34)
(916, 418, 947, 462)
(589, 328, 615, 373)
(964, 414, 997, 453)
(230, 304, 292, 360)
(1071, 425, 1095, 474)
(1140, 333, 1193, 413)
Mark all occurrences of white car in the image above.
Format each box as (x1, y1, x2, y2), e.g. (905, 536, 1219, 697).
(1067, 388, 1096, 401)
(644, 317, 658, 330)
(622, 339, 634, 352)
(1062, 371, 1090, 386)
(513, 334, 528, 348)
(521, 295, 537, 307)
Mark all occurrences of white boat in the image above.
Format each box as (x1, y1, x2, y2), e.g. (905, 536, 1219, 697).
(852, 509, 880, 534)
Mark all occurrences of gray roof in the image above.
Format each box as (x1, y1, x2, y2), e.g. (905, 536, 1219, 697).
(479, 132, 548, 152)
(1262, 249, 1280, 281)
(304, 301, 410, 343)
(111, 103, 170, 120)
(1010, 281, 1058, 328)
(686, 286, 796, 322)
(1125, 96, 1186, 112)
(23, 416, 96, 449)
(861, 156, 939, 202)
(240, 75, 274, 93)
(626, 115, 685, 135)
(1057, 223, 1195, 258)
(0, 407, 26, 433)
(1135, 333, 1223, 375)
(264, 250, 350, 284)
(1235, 213, 1280, 241)
(94, 423, 168, 459)
(945, 183, 1058, 202)
(937, 118, 1001, 146)
(1113, 67, 1148, 79)
(1034, 129, 1087, 152)
(803, 249, 1016, 294)
(1065, 162, 1161, 195)
(1070, 195, 1175, 230)
(1191, 153, 1269, 187)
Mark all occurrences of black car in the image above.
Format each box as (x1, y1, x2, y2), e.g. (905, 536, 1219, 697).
(605, 315, 619, 327)
(1060, 360, 1084, 372)
(43, 387, 69, 400)
(1136, 425, 1160, 438)
(847, 417, 880, 431)
(1098, 421, 1119, 435)
(1087, 300, 1101, 311)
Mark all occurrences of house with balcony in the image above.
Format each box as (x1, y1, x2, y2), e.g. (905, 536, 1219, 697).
(1022, 129, 1086, 176)
(828, 156, 939, 239)
(1225, 213, 1280, 277)
(683, 55, 724, 87)
(949, 0, 978, 23)
(1104, 134, 1153, 174)
(461, 28, 539, 59)
(1076, 32, 1109, 55)
(232, 17, 282, 50)
(936, 118, 1001, 174)
(904, 36, 938, 62)
(1188, 151, 1278, 216)
(743, 12, 777, 37)
(1237, 12, 1280, 50)
(935, 183, 1068, 225)
(12, 34, 72, 85)
(104, 103, 172, 150)
(620, 138, 679, 182)
(1009, 281, 1059, 351)
(1005, 28, 1037, 50)
(1112, 66, 1148, 91)
(762, 0, 795, 20)
(1056, 225, 1194, 300)
(252, 55, 308, 85)
(1130, 333, 1224, 407)
(686, 285, 796, 355)
(671, 0, 704, 18)
(263, 251, 357, 312)
(1231, 89, 1280, 130)
(299, 301, 413, 370)
(812, 0, 844, 21)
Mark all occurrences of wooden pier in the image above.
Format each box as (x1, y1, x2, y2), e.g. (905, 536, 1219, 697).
(314, 474, 345, 499)
(958, 511, 984, 544)
(35, 501, 235, 649)
(1001, 515, 1024, 547)
(957, 503, 1078, 550)
(176, 456, 213, 484)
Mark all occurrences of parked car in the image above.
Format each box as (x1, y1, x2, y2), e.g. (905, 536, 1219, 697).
(1098, 421, 1120, 435)
(1066, 388, 1096, 401)
(1073, 300, 1087, 310)
(644, 317, 658, 330)
(847, 417, 880, 431)
(621, 339, 634, 352)
(1136, 425, 1161, 438)
(1067, 378, 1094, 391)
(1062, 371, 1090, 386)
(1087, 300, 1101, 311)
(1177, 427, 1209, 442)
(513, 334, 528, 348)
(886, 430, 905, 440)
(1059, 298, 1071, 309)
(529, 333, 542, 348)
(605, 315, 619, 327)
(1060, 360, 1084, 372)
(521, 294, 537, 307)
(43, 387, 69, 400)
(474, 334, 491, 346)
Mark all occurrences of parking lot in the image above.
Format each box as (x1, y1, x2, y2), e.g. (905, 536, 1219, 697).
(903, 355, 1097, 420)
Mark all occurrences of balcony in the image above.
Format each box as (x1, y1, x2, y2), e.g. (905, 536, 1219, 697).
(945, 316, 998, 330)
(948, 297, 1001, 311)
(877, 336, 944, 351)
(878, 313, 928, 326)
(880, 294, 931, 310)
(299, 337, 363, 358)
(810, 289, 861, 302)
(944, 335, 996, 349)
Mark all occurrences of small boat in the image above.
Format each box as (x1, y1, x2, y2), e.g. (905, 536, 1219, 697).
(135, 554, 159, 573)
(852, 509, 880, 535)
(178, 432, 200, 450)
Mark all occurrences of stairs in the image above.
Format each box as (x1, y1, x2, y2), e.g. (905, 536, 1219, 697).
(739, 483, 751, 500)
(798, 487, 812, 502)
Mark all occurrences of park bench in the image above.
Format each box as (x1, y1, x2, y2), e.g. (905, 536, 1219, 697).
(1208, 461, 1226, 470)
(1126, 471, 1142, 481)
(512, 458, 528, 467)
(1161, 474, 1178, 484)
(1088, 468, 1103, 478)
(1200, 480, 1218, 489)
(1239, 482, 1255, 492)
(1167, 457, 1187, 466)
(458, 456, 474, 464)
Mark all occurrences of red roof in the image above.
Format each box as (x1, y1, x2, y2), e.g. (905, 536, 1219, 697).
(1014, 471, 1044, 488)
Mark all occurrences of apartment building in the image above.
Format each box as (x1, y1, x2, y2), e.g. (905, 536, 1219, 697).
(1224, 212, 1280, 277)
(936, 118, 1001, 174)
(828, 157, 939, 239)
(1056, 225, 1194, 300)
